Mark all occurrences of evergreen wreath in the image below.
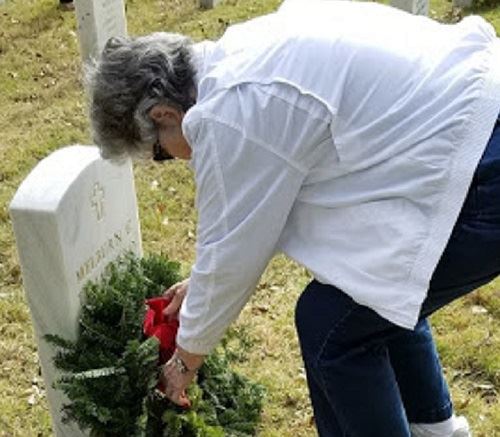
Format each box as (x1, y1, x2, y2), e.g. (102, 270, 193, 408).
(46, 254, 264, 437)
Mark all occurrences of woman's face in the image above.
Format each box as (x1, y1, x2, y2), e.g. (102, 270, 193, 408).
(149, 104, 192, 160)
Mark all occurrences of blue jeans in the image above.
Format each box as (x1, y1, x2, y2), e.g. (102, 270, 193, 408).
(296, 120, 500, 437)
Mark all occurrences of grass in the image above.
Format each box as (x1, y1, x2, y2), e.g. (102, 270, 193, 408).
(0, 0, 499, 435)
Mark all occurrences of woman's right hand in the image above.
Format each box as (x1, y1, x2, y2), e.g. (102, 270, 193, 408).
(163, 278, 189, 321)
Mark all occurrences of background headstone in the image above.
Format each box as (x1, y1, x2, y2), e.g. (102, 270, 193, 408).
(391, 0, 429, 15)
(10, 145, 142, 437)
(74, 0, 127, 62)
(200, 0, 222, 8)
(452, 0, 473, 8)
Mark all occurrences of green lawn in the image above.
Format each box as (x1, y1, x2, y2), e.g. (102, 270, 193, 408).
(0, 0, 499, 436)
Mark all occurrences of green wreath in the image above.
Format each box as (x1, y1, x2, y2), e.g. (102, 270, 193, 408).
(46, 254, 264, 437)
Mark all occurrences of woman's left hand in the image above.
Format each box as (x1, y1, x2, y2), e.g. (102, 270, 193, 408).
(160, 347, 205, 407)
(163, 278, 189, 321)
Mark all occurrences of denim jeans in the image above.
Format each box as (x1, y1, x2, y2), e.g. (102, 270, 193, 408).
(295, 119, 500, 437)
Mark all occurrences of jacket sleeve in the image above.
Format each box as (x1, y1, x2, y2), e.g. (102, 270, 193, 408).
(177, 112, 307, 354)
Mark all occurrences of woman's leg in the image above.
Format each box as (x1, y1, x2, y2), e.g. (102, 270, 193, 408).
(388, 118, 500, 435)
(301, 359, 344, 436)
(387, 319, 452, 424)
(295, 280, 411, 437)
(295, 120, 500, 436)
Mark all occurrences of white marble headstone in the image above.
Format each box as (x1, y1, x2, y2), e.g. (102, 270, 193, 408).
(74, 0, 127, 62)
(200, 0, 222, 8)
(10, 145, 142, 437)
(390, 0, 429, 16)
(453, 0, 473, 8)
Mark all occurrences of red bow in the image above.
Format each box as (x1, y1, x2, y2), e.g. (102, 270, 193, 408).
(143, 296, 179, 364)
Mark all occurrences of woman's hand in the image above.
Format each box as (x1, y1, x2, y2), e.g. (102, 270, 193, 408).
(163, 278, 189, 320)
(160, 347, 205, 407)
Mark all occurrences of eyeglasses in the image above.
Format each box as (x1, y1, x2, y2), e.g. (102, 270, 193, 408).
(152, 140, 174, 161)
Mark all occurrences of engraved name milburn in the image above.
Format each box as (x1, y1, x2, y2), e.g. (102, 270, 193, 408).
(76, 219, 135, 282)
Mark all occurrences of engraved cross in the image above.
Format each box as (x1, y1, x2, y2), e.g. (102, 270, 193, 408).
(91, 182, 105, 221)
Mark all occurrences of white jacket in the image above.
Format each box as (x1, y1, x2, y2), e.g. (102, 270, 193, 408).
(178, 1, 500, 354)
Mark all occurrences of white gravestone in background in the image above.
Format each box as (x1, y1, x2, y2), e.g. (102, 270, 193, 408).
(390, 0, 429, 16)
(281, 0, 428, 15)
(200, 0, 222, 8)
(453, 0, 473, 8)
(10, 145, 142, 437)
(74, 0, 127, 62)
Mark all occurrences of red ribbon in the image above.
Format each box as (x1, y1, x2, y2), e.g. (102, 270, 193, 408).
(143, 296, 179, 365)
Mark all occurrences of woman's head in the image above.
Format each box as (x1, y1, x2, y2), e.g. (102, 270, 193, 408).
(86, 32, 196, 160)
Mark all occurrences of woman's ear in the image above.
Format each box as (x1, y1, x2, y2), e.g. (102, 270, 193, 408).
(149, 104, 183, 126)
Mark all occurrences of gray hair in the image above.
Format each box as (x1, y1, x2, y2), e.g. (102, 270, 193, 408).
(86, 32, 196, 159)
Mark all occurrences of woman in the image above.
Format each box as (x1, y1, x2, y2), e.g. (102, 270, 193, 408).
(87, 2, 500, 435)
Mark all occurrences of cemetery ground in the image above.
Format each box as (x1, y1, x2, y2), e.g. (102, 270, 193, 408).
(1, 0, 500, 435)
